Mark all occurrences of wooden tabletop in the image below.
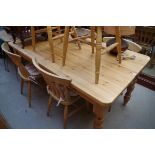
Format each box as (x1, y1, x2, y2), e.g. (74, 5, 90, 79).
(8, 40, 150, 106)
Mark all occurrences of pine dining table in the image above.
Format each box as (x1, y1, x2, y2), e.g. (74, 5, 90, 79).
(8, 38, 150, 129)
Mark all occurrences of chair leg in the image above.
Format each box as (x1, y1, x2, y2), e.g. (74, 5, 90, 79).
(4, 55, 9, 72)
(21, 79, 24, 94)
(64, 105, 68, 129)
(14, 65, 19, 80)
(91, 26, 95, 54)
(62, 26, 70, 66)
(31, 26, 36, 51)
(28, 81, 31, 107)
(47, 95, 53, 116)
(12, 34, 16, 44)
(108, 105, 112, 112)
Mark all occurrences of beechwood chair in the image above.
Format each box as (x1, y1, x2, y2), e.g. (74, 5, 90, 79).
(1, 42, 41, 107)
(32, 58, 86, 128)
(133, 27, 155, 67)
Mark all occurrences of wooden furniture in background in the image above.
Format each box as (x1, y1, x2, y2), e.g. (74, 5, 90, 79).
(103, 37, 142, 53)
(1, 42, 41, 107)
(104, 26, 136, 61)
(47, 26, 83, 63)
(31, 26, 47, 51)
(10, 26, 31, 48)
(134, 26, 155, 66)
(46, 26, 62, 62)
(31, 26, 62, 52)
(8, 38, 150, 128)
(63, 26, 132, 84)
(90, 26, 122, 84)
(32, 58, 84, 128)
(9, 26, 48, 49)
(131, 26, 155, 90)
(134, 27, 155, 55)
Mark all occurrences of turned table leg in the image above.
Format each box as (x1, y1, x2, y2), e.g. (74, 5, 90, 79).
(93, 103, 107, 129)
(124, 78, 137, 105)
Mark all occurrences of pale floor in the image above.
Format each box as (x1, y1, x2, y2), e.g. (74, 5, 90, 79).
(0, 58, 155, 129)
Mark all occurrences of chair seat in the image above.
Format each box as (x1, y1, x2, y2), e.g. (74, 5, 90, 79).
(18, 63, 41, 81)
(25, 63, 40, 76)
(25, 63, 42, 81)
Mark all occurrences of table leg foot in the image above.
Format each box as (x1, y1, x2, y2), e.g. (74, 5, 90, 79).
(93, 104, 107, 129)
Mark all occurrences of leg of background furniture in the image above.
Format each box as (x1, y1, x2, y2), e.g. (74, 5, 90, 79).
(47, 95, 53, 116)
(21, 79, 24, 94)
(28, 81, 31, 107)
(93, 103, 107, 129)
(47, 26, 55, 63)
(20, 33, 25, 49)
(64, 105, 68, 129)
(91, 26, 95, 54)
(6, 56, 9, 72)
(95, 26, 102, 84)
(62, 26, 70, 66)
(85, 100, 90, 112)
(31, 26, 36, 51)
(3, 54, 9, 72)
(124, 78, 137, 105)
(14, 65, 19, 80)
(12, 34, 16, 44)
(108, 105, 112, 112)
(115, 26, 122, 64)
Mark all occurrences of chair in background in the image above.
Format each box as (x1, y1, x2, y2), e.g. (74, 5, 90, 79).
(1, 41, 19, 78)
(31, 26, 49, 51)
(1, 42, 41, 107)
(0, 38, 8, 71)
(103, 37, 142, 53)
(10, 26, 31, 48)
(47, 26, 87, 63)
(10, 26, 48, 49)
(32, 58, 85, 128)
(31, 26, 65, 62)
(134, 27, 155, 55)
(133, 26, 155, 67)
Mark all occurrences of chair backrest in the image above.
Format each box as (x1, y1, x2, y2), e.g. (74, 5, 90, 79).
(1, 42, 29, 78)
(32, 58, 72, 101)
(134, 26, 155, 46)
